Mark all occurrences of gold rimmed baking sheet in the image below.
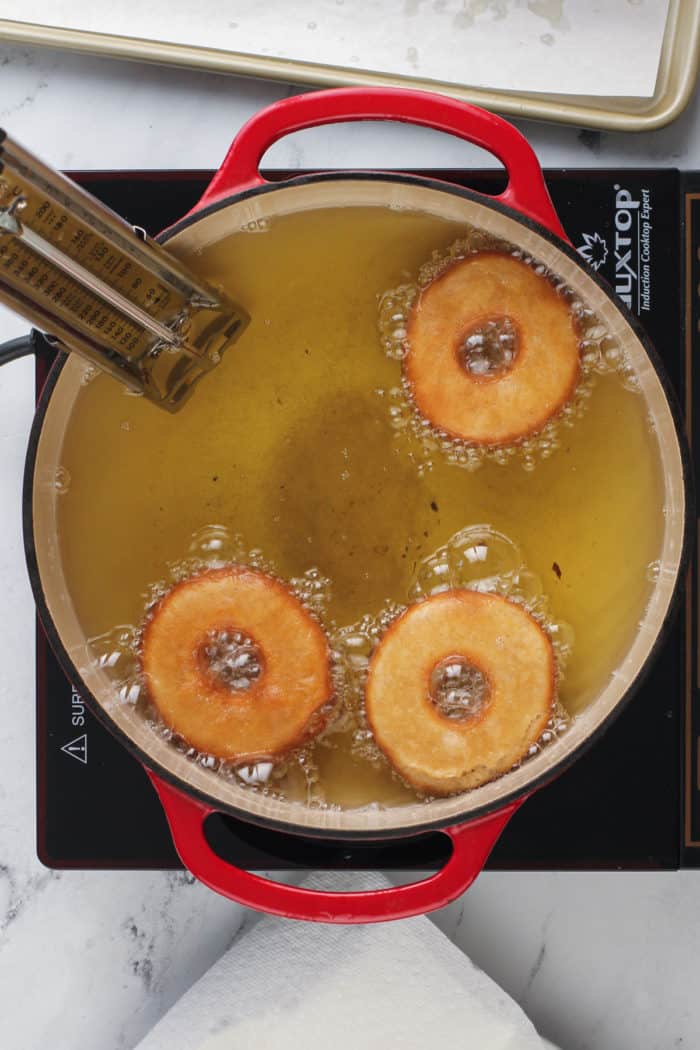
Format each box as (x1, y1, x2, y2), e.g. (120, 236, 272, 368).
(0, 0, 698, 131)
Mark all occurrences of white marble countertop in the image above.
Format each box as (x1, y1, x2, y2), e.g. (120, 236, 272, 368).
(0, 40, 699, 1050)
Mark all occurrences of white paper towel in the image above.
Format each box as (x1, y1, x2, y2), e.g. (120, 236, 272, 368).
(134, 873, 552, 1050)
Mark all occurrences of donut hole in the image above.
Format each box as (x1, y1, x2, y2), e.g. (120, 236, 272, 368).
(456, 314, 519, 379)
(197, 628, 263, 692)
(428, 655, 491, 723)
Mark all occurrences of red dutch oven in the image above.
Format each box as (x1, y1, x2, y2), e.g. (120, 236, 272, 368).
(4, 88, 690, 923)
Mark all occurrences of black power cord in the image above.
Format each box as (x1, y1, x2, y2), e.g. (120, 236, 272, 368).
(0, 333, 36, 365)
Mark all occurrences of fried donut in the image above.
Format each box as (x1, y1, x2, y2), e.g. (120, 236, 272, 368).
(141, 566, 333, 763)
(405, 252, 580, 445)
(365, 590, 555, 795)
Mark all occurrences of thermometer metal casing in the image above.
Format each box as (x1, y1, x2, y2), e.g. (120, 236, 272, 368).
(0, 130, 248, 409)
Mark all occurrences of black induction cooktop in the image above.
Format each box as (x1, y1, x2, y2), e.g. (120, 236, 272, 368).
(34, 167, 700, 871)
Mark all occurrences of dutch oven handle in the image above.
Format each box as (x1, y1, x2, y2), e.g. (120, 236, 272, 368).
(148, 771, 522, 923)
(196, 86, 568, 242)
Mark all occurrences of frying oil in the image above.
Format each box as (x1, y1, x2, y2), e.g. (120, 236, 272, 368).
(56, 205, 664, 807)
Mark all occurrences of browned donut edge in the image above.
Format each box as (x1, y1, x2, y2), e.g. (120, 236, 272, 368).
(404, 251, 582, 447)
(139, 565, 335, 762)
(365, 591, 556, 795)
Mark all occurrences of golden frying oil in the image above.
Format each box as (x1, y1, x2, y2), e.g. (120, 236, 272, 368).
(56, 205, 664, 807)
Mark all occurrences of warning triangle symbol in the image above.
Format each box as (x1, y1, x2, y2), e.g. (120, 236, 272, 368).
(61, 733, 87, 765)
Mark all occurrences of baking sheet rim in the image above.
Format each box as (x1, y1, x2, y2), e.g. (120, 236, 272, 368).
(0, 2, 698, 132)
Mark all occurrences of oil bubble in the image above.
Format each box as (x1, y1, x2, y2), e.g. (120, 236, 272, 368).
(80, 365, 98, 386)
(54, 466, 71, 494)
(511, 567, 545, 603)
(430, 657, 489, 722)
(408, 525, 523, 601)
(235, 761, 274, 785)
(448, 525, 522, 590)
(289, 566, 333, 618)
(515, 701, 570, 768)
(335, 628, 375, 671)
(189, 523, 232, 556)
(547, 619, 576, 671)
(409, 552, 452, 599)
(646, 559, 661, 583)
(89, 624, 141, 700)
(185, 524, 249, 570)
(203, 629, 263, 690)
(378, 285, 415, 359)
(117, 681, 142, 705)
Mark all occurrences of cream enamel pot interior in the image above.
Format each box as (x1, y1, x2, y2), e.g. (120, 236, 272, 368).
(14, 89, 690, 922)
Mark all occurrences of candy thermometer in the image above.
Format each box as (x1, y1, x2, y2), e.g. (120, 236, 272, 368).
(0, 130, 248, 410)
